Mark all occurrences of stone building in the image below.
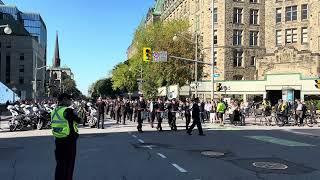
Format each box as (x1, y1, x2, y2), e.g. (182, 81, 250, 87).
(47, 33, 74, 97)
(0, 13, 46, 100)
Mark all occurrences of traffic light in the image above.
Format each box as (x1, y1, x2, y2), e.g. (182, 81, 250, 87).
(216, 83, 222, 91)
(315, 80, 320, 89)
(143, 47, 152, 62)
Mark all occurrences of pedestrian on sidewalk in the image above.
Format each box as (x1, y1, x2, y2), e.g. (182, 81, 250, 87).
(217, 100, 226, 126)
(51, 93, 80, 180)
(187, 97, 205, 136)
(210, 100, 217, 123)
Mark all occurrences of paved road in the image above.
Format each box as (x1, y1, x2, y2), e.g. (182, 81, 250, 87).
(0, 118, 320, 180)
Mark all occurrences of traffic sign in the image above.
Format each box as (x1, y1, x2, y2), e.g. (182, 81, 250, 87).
(153, 51, 168, 62)
(213, 74, 220, 78)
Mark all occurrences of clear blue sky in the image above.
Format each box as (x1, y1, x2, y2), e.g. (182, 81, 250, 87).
(4, 0, 155, 95)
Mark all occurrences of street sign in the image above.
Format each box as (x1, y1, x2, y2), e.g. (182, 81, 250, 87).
(213, 74, 220, 78)
(153, 51, 168, 62)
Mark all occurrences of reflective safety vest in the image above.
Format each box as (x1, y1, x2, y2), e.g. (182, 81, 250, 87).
(51, 106, 78, 138)
(217, 103, 226, 113)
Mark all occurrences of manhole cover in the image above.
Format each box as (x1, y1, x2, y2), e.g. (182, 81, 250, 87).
(201, 151, 225, 157)
(252, 162, 288, 170)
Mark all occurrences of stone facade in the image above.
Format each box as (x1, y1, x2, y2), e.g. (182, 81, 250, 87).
(258, 0, 320, 79)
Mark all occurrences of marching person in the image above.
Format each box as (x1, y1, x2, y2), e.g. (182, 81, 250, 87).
(183, 99, 191, 130)
(187, 97, 205, 136)
(51, 93, 81, 180)
(137, 96, 147, 132)
(120, 97, 129, 125)
(115, 97, 121, 124)
(149, 99, 156, 128)
(156, 98, 165, 131)
(96, 97, 106, 129)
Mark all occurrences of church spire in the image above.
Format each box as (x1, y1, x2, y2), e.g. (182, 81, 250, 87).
(53, 32, 61, 67)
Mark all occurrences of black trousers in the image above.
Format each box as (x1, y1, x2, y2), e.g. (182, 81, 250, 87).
(55, 139, 77, 180)
(97, 113, 105, 129)
(150, 111, 156, 127)
(185, 113, 191, 130)
(187, 118, 204, 135)
(121, 111, 127, 125)
(156, 112, 163, 131)
(115, 109, 121, 123)
(168, 112, 177, 130)
(137, 111, 143, 131)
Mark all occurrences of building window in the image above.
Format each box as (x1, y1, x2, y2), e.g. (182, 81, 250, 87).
(214, 30, 217, 45)
(5, 54, 10, 83)
(285, 28, 298, 44)
(301, 27, 308, 44)
(250, 31, 259, 46)
(276, 30, 282, 46)
(19, 77, 24, 84)
(20, 53, 24, 61)
(250, 56, 256, 66)
(233, 50, 243, 67)
(214, 51, 217, 66)
(285, 6, 297, 21)
(301, 4, 308, 20)
(19, 65, 24, 73)
(233, 8, 243, 24)
(276, 8, 282, 23)
(250, 0, 258, 3)
(233, 75, 244, 80)
(195, 15, 200, 31)
(213, 8, 217, 23)
(196, 0, 200, 11)
(250, 9, 259, 25)
(233, 30, 243, 46)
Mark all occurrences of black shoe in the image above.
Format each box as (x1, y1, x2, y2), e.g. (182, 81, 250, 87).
(187, 132, 192, 135)
(102, 127, 104, 129)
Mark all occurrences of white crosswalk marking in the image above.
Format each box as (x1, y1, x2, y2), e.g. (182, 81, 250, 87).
(157, 153, 167, 159)
(172, 163, 187, 173)
(138, 139, 144, 143)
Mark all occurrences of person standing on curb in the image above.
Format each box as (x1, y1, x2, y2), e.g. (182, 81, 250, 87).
(51, 93, 81, 180)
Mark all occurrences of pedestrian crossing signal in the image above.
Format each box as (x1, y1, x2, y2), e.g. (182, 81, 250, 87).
(315, 80, 320, 89)
(143, 48, 152, 62)
(216, 83, 222, 91)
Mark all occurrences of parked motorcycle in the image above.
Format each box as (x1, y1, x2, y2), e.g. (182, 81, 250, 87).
(87, 103, 97, 128)
(33, 106, 51, 130)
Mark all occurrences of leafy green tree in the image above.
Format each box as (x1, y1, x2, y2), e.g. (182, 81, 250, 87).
(89, 78, 121, 99)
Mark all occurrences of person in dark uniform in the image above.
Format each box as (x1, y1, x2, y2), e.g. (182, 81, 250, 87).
(156, 98, 165, 131)
(96, 97, 106, 129)
(200, 100, 205, 123)
(187, 97, 205, 136)
(137, 96, 146, 132)
(149, 99, 156, 128)
(115, 97, 121, 124)
(128, 100, 133, 122)
(110, 100, 115, 120)
(121, 97, 130, 125)
(184, 99, 191, 130)
(51, 93, 81, 180)
(168, 99, 178, 131)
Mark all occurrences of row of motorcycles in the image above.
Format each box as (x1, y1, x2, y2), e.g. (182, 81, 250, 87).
(7, 104, 53, 132)
(6, 102, 100, 132)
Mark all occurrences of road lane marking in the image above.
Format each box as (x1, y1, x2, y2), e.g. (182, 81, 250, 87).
(138, 139, 145, 143)
(132, 135, 137, 138)
(172, 163, 187, 173)
(157, 153, 167, 159)
(147, 146, 153, 150)
(246, 136, 315, 147)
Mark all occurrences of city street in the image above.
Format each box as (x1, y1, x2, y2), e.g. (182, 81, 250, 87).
(1, 118, 320, 180)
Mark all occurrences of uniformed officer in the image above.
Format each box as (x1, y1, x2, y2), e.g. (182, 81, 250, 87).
(115, 97, 121, 124)
(137, 96, 146, 132)
(187, 97, 205, 136)
(156, 98, 165, 131)
(51, 93, 81, 180)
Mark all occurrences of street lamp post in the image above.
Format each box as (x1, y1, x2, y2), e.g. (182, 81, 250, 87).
(211, 0, 215, 100)
(173, 32, 200, 97)
(0, 24, 12, 35)
(34, 65, 48, 101)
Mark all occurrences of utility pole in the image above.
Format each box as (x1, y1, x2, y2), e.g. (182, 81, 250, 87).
(211, 0, 215, 100)
(195, 33, 198, 97)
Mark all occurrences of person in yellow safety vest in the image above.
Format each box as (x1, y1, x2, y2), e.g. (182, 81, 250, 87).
(51, 93, 81, 180)
(216, 100, 226, 126)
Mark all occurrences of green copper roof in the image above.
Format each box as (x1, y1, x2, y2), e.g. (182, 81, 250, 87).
(153, 0, 165, 15)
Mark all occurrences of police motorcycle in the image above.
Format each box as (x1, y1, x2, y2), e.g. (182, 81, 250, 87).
(87, 103, 98, 128)
(33, 105, 51, 130)
(7, 105, 34, 132)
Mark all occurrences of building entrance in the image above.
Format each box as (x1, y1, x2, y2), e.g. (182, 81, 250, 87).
(267, 90, 282, 106)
